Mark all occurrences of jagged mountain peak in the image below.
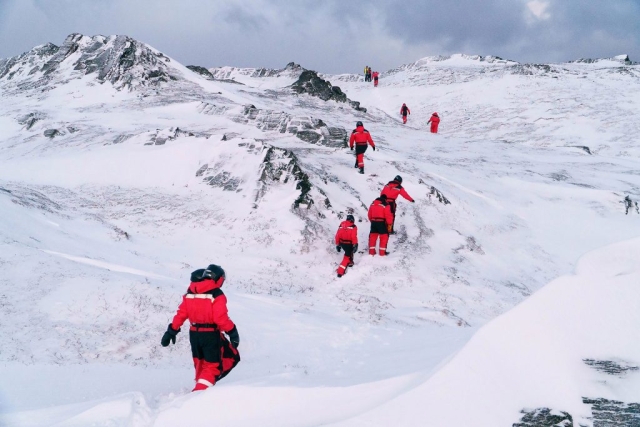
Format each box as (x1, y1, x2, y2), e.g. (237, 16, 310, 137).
(0, 33, 189, 92)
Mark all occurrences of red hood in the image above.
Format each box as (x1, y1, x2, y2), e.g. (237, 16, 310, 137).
(356, 125, 365, 132)
(188, 278, 223, 293)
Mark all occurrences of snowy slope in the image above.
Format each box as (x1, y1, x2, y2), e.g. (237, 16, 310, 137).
(0, 35, 639, 426)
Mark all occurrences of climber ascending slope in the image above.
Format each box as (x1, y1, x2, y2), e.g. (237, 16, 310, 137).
(335, 214, 358, 277)
(427, 112, 440, 133)
(368, 195, 393, 256)
(372, 71, 380, 87)
(349, 120, 376, 174)
(400, 103, 410, 124)
(380, 175, 415, 234)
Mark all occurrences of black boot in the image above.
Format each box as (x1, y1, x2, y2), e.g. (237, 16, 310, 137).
(359, 167, 365, 174)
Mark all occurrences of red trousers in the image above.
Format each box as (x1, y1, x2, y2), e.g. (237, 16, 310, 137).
(369, 233, 389, 255)
(337, 243, 355, 275)
(430, 123, 439, 133)
(190, 330, 221, 391)
(355, 144, 368, 168)
(402, 115, 408, 124)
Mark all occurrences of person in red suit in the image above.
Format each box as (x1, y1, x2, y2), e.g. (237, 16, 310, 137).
(161, 265, 240, 391)
(372, 71, 380, 87)
(335, 214, 358, 277)
(380, 175, 415, 234)
(349, 121, 376, 174)
(427, 112, 440, 133)
(400, 103, 410, 124)
(368, 195, 393, 256)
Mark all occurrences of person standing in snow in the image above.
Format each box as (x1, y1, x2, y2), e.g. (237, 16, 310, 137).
(400, 103, 411, 124)
(364, 66, 371, 82)
(372, 71, 380, 87)
(161, 265, 240, 392)
(349, 120, 376, 174)
(380, 175, 415, 234)
(335, 214, 358, 277)
(427, 112, 440, 133)
(368, 195, 393, 256)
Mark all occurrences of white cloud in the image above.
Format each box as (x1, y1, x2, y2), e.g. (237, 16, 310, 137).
(527, 0, 551, 20)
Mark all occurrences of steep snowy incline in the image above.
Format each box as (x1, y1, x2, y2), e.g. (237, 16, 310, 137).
(329, 54, 640, 158)
(330, 237, 640, 427)
(1, 35, 640, 426)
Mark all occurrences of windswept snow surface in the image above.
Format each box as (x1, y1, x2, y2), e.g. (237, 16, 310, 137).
(1, 36, 639, 426)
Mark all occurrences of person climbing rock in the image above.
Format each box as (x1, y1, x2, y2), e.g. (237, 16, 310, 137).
(400, 103, 410, 124)
(427, 112, 440, 133)
(380, 175, 415, 234)
(349, 120, 376, 174)
(372, 71, 380, 87)
(368, 195, 393, 256)
(335, 214, 358, 277)
(161, 265, 240, 392)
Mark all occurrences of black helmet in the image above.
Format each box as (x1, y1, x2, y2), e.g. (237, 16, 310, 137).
(346, 214, 355, 222)
(206, 264, 226, 282)
(394, 175, 403, 183)
(356, 121, 363, 127)
(379, 194, 387, 200)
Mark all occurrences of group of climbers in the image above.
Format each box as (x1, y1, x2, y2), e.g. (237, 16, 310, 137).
(399, 103, 440, 132)
(363, 65, 380, 86)
(364, 65, 372, 82)
(334, 175, 414, 277)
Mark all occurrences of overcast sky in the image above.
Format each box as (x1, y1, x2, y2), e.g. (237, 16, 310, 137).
(0, 0, 638, 73)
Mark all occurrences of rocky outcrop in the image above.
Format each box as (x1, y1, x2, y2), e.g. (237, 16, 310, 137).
(198, 102, 347, 147)
(145, 127, 196, 145)
(291, 70, 366, 112)
(186, 65, 214, 79)
(514, 408, 573, 426)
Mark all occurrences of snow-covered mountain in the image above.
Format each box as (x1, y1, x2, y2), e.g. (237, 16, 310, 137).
(1, 34, 639, 426)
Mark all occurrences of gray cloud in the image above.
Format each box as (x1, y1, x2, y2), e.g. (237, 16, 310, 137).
(0, 0, 638, 74)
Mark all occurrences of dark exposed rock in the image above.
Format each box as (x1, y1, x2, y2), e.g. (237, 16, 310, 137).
(44, 129, 63, 138)
(147, 127, 195, 145)
(583, 398, 640, 426)
(430, 186, 451, 205)
(514, 408, 574, 426)
(113, 134, 133, 144)
(186, 65, 214, 79)
(256, 146, 313, 209)
(291, 70, 366, 112)
(573, 146, 592, 155)
(583, 359, 639, 376)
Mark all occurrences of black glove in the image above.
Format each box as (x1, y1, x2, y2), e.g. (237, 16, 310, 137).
(372, 146, 376, 151)
(354, 244, 359, 252)
(411, 200, 416, 203)
(336, 245, 341, 252)
(161, 324, 179, 347)
(227, 326, 240, 348)
(350, 146, 354, 151)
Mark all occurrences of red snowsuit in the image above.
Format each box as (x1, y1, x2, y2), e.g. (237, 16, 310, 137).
(427, 113, 440, 133)
(171, 277, 237, 391)
(372, 71, 380, 87)
(335, 220, 358, 275)
(368, 198, 393, 255)
(400, 105, 410, 124)
(349, 125, 375, 171)
(381, 180, 414, 233)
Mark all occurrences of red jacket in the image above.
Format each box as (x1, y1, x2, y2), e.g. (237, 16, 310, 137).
(171, 278, 235, 332)
(335, 220, 358, 245)
(381, 180, 414, 202)
(349, 125, 375, 149)
(400, 105, 410, 116)
(372, 72, 379, 79)
(368, 199, 393, 224)
(428, 114, 440, 125)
